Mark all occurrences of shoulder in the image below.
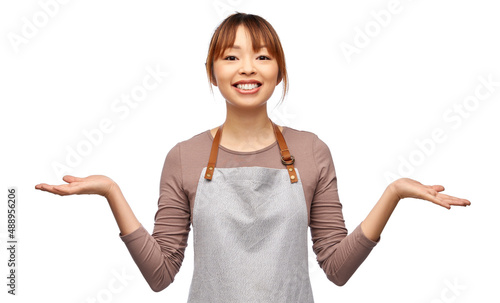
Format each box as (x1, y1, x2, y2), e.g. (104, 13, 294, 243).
(283, 125, 331, 154)
(283, 125, 316, 144)
(169, 128, 212, 153)
(284, 125, 335, 173)
(161, 129, 212, 185)
(283, 125, 334, 166)
(163, 129, 213, 171)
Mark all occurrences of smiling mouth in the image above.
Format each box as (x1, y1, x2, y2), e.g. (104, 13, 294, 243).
(233, 83, 262, 90)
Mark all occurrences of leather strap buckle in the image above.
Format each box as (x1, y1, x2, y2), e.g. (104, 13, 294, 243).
(281, 155, 295, 165)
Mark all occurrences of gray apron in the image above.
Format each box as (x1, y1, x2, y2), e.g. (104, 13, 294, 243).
(187, 119, 314, 302)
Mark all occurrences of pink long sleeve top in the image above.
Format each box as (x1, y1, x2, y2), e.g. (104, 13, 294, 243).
(119, 126, 380, 292)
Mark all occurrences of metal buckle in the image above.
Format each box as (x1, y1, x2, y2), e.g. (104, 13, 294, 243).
(281, 155, 295, 165)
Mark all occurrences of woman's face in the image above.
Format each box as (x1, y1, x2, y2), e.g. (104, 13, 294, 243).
(212, 25, 280, 110)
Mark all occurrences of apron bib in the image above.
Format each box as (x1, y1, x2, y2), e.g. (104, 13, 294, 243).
(187, 120, 314, 303)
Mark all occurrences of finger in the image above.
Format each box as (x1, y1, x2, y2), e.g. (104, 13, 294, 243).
(35, 183, 46, 190)
(423, 192, 451, 209)
(437, 193, 471, 206)
(36, 183, 67, 192)
(35, 183, 53, 192)
(52, 185, 76, 195)
(38, 183, 65, 196)
(45, 185, 65, 195)
(62, 175, 84, 183)
(444, 197, 470, 206)
(430, 185, 445, 192)
(58, 182, 88, 195)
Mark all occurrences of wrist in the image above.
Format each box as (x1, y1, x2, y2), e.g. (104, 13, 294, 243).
(387, 181, 402, 202)
(104, 181, 120, 200)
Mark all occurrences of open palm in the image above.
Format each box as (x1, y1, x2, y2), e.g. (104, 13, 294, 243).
(35, 175, 116, 198)
(390, 178, 471, 209)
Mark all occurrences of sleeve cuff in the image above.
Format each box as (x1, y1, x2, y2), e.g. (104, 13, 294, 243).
(119, 223, 146, 243)
(353, 223, 380, 249)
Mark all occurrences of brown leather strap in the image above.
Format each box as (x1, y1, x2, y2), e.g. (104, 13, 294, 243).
(204, 119, 298, 183)
(204, 123, 223, 180)
(270, 118, 298, 183)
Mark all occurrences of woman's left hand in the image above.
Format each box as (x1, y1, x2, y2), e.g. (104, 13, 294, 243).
(389, 178, 471, 209)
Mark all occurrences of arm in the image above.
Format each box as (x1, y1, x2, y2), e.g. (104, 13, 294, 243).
(359, 185, 399, 242)
(310, 137, 470, 286)
(105, 182, 141, 236)
(35, 143, 190, 292)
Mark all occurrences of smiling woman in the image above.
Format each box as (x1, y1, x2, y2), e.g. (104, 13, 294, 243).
(205, 12, 288, 105)
(35, 11, 470, 303)
(210, 24, 280, 115)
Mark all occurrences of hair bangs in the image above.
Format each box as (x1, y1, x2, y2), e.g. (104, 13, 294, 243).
(212, 18, 277, 60)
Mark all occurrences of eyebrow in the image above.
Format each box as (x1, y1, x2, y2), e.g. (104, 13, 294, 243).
(230, 45, 267, 50)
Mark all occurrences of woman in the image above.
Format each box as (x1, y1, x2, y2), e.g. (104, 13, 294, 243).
(35, 12, 470, 302)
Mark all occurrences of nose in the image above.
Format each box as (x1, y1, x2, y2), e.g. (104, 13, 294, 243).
(238, 57, 256, 75)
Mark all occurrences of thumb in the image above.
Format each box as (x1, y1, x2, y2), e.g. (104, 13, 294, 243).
(62, 175, 84, 183)
(430, 185, 445, 192)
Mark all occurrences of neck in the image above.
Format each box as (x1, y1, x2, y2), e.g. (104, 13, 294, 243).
(219, 102, 276, 151)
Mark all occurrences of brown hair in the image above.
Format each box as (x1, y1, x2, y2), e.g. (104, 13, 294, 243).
(205, 12, 288, 104)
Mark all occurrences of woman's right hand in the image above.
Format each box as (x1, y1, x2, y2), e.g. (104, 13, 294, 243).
(35, 175, 116, 199)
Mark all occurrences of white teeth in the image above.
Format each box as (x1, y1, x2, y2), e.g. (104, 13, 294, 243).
(236, 83, 259, 90)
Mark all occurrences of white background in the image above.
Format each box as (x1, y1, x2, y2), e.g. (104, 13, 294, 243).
(1, 0, 499, 302)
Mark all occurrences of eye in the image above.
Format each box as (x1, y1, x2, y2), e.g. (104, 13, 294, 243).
(224, 56, 237, 61)
(257, 55, 271, 60)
